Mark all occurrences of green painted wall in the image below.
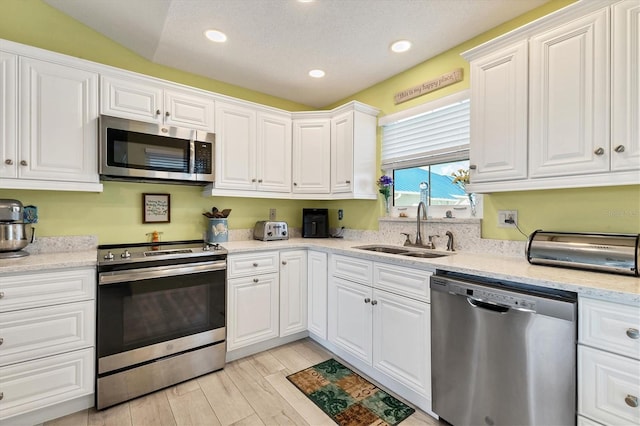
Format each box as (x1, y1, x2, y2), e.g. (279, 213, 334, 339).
(2, 0, 638, 244)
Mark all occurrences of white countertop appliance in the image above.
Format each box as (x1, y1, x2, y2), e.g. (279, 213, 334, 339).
(253, 221, 288, 241)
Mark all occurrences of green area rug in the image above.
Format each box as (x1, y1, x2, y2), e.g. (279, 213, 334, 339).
(287, 358, 415, 426)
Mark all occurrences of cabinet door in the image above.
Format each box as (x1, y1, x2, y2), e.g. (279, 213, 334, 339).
(0, 347, 94, 421)
(19, 57, 98, 183)
(372, 289, 430, 398)
(214, 101, 257, 190)
(579, 345, 640, 426)
(328, 276, 372, 364)
(227, 273, 279, 350)
(331, 111, 354, 193)
(292, 119, 330, 194)
(307, 251, 328, 339)
(529, 8, 610, 178)
(257, 112, 292, 192)
(100, 74, 163, 123)
(611, 1, 640, 172)
(469, 40, 528, 183)
(279, 250, 307, 337)
(0, 52, 17, 179)
(164, 88, 215, 131)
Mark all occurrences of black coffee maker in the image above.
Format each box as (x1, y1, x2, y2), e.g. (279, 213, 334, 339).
(302, 208, 329, 238)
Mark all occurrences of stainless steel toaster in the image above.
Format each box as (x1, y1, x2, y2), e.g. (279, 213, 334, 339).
(253, 221, 289, 241)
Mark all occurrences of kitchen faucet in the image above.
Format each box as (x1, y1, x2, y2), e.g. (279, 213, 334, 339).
(415, 202, 427, 246)
(445, 231, 455, 251)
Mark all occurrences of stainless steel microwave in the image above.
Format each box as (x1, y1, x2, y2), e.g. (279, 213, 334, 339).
(99, 115, 214, 185)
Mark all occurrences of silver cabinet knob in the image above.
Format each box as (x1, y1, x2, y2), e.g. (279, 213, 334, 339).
(346, 180, 351, 184)
(282, 261, 287, 265)
(0, 392, 3, 401)
(364, 298, 371, 304)
(469, 164, 477, 170)
(594, 147, 605, 156)
(0, 337, 3, 346)
(626, 328, 639, 339)
(156, 109, 161, 115)
(20, 160, 27, 166)
(0, 291, 4, 299)
(371, 300, 378, 306)
(252, 263, 258, 267)
(293, 182, 298, 186)
(4, 159, 12, 165)
(614, 145, 625, 153)
(165, 111, 170, 117)
(251, 178, 257, 182)
(253, 278, 259, 283)
(625, 395, 638, 408)
(258, 179, 263, 183)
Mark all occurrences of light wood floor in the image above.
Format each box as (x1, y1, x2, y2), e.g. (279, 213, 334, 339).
(44, 338, 441, 426)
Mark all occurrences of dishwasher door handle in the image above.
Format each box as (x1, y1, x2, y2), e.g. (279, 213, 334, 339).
(466, 296, 536, 314)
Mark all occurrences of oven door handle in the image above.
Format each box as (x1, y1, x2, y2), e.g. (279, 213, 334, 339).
(98, 261, 226, 285)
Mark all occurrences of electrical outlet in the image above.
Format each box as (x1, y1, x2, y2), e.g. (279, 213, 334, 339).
(497, 210, 518, 228)
(338, 209, 344, 220)
(269, 208, 276, 221)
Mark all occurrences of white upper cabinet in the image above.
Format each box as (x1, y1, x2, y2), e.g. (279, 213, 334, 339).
(331, 111, 354, 193)
(16, 57, 100, 189)
(529, 8, 610, 178)
(101, 73, 215, 131)
(0, 52, 17, 180)
(214, 100, 291, 193)
(611, 1, 640, 171)
(292, 118, 331, 194)
(468, 40, 528, 183)
(464, 0, 639, 193)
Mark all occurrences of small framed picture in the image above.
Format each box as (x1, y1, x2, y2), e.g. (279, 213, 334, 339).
(143, 193, 170, 223)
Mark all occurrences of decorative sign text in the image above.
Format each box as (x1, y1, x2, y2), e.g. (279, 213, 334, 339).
(394, 68, 463, 104)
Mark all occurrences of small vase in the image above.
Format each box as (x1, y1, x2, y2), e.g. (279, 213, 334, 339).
(384, 196, 391, 216)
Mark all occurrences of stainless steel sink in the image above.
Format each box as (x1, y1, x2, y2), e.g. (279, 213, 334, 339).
(399, 251, 448, 258)
(353, 245, 411, 254)
(353, 245, 451, 258)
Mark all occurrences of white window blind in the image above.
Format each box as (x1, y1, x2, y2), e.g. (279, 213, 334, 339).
(381, 96, 470, 169)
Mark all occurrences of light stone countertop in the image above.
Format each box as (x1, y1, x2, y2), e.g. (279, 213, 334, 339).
(1, 238, 638, 305)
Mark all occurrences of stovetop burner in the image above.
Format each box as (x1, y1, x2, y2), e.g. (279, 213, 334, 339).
(0, 250, 29, 259)
(97, 240, 226, 266)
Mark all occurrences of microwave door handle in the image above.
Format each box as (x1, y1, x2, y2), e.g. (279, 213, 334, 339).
(189, 138, 196, 174)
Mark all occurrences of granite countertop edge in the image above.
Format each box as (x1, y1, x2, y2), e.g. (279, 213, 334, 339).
(1, 238, 638, 304)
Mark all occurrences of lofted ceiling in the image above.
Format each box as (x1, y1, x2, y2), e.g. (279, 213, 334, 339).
(44, 0, 548, 108)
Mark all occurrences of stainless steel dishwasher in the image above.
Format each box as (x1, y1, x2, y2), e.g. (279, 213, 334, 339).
(431, 272, 577, 426)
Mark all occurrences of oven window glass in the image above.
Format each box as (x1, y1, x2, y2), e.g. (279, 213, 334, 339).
(98, 270, 225, 358)
(107, 128, 190, 173)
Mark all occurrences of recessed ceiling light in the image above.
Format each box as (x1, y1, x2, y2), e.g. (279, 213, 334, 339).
(204, 29, 227, 43)
(309, 69, 325, 78)
(298, 0, 315, 3)
(391, 40, 412, 53)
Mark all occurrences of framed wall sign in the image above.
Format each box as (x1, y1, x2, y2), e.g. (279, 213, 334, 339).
(143, 193, 170, 223)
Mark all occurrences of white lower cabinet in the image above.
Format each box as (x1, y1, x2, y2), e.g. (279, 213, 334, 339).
(279, 250, 307, 337)
(0, 267, 95, 424)
(578, 296, 640, 426)
(226, 251, 280, 351)
(0, 348, 94, 421)
(307, 250, 328, 339)
(327, 254, 432, 412)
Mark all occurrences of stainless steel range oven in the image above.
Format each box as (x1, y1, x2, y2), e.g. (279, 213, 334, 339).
(96, 240, 227, 410)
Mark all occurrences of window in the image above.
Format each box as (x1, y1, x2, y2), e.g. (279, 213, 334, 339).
(380, 90, 479, 217)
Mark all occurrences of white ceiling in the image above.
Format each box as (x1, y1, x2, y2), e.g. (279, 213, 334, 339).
(44, 0, 548, 108)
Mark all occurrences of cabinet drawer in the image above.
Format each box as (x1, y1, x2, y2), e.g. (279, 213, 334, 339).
(579, 345, 640, 426)
(580, 297, 640, 360)
(331, 254, 372, 285)
(0, 268, 95, 313)
(374, 263, 432, 302)
(0, 347, 94, 420)
(0, 301, 95, 367)
(228, 251, 279, 278)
